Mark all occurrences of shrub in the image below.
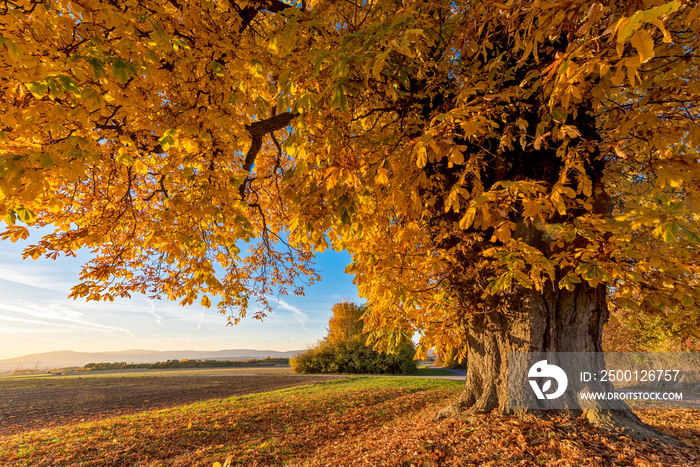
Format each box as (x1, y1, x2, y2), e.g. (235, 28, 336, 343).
(290, 338, 416, 375)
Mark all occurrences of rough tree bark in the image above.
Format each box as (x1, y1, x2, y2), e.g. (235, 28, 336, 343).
(435, 282, 678, 443)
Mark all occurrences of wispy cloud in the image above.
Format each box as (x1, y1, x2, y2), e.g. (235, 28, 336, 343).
(148, 303, 165, 327)
(274, 298, 309, 325)
(0, 303, 134, 336)
(64, 293, 220, 327)
(0, 262, 75, 292)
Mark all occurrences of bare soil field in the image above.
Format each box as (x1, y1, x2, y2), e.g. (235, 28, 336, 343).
(0, 373, 342, 436)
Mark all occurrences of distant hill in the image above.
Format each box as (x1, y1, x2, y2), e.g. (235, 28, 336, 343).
(0, 349, 302, 372)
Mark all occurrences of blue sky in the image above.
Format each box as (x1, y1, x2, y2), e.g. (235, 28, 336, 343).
(0, 230, 361, 359)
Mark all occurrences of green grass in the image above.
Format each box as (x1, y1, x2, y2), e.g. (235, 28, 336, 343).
(414, 367, 459, 376)
(236, 375, 460, 396)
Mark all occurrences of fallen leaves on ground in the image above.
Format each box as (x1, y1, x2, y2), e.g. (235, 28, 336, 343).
(0, 378, 697, 466)
(303, 408, 700, 467)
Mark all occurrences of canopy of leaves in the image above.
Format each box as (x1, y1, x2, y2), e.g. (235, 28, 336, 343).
(1, 0, 700, 355)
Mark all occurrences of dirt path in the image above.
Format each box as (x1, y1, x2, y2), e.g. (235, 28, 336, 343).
(0, 374, 342, 436)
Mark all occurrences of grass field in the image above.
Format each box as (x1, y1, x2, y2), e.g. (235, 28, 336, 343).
(1, 375, 698, 466)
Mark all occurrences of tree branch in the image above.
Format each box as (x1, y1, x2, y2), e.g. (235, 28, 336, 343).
(239, 111, 298, 198)
(237, 0, 292, 33)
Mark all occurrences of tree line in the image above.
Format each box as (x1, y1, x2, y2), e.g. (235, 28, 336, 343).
(81, 357, 289, 371)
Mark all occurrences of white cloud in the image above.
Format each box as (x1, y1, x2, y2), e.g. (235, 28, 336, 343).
(274, 298, 309, 325)
(148, 302, 165, 327)
(196, 308, 205, 331)
(0, 303, 133, 336)
(36, 302, 83, 319)
(0, 262, 75, 292)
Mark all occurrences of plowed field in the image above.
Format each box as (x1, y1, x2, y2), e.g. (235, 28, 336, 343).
(0, 374, 340, 435)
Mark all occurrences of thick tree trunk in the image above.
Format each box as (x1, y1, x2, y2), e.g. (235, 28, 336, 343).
(435, 282, 677, 443)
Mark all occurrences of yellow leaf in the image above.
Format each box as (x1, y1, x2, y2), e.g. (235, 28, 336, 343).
(522, 199, 541, 219)
(688, 4, 700, 25)
(668, 177, 684, 188)
(459, 207, 477, 229)
(444, 189, 460, 213)
(560, 186, 577, 199)
(625, 56, 641, 87)
(133, 159, 147, 174)
(492, 222, 512, 243)
(630, 29, 654, 64)
(649, 18, 671, 43)
(416, 146, 428, 168)
(372, 55, 387, 80)
(611, 66, 625, 86)
(448, 146, 464, 165)
(374, 168, 389, 185)
(182, 139, 199, 153)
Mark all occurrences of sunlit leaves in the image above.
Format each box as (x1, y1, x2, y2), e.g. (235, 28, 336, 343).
(0, 0, 324, 320)
(26, 75, 82, 99)
(615, 1, 681, 44)
(458, 207, 477, 230)
(0, 0, 699, 352)
(158, 129, 178, 151)
(630, 29, 655, 64)
(0, 225, 29, 243)
(326, 301, 366, 344)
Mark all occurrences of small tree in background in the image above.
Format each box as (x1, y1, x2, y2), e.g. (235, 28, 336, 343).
(326, 301, 366, 344)
(291, 301, 416, 375)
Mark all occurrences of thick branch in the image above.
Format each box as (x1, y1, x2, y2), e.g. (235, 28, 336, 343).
(238, 0, 291, 33)
(239, 111, 298, 198)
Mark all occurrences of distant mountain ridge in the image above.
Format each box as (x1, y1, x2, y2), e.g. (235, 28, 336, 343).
(0, 349, 302, 371)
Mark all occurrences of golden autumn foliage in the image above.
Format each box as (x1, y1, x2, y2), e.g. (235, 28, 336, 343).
(1, 0, 700, 364)
(326, 301, 366, 344)
(603, 307, 700, 352)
